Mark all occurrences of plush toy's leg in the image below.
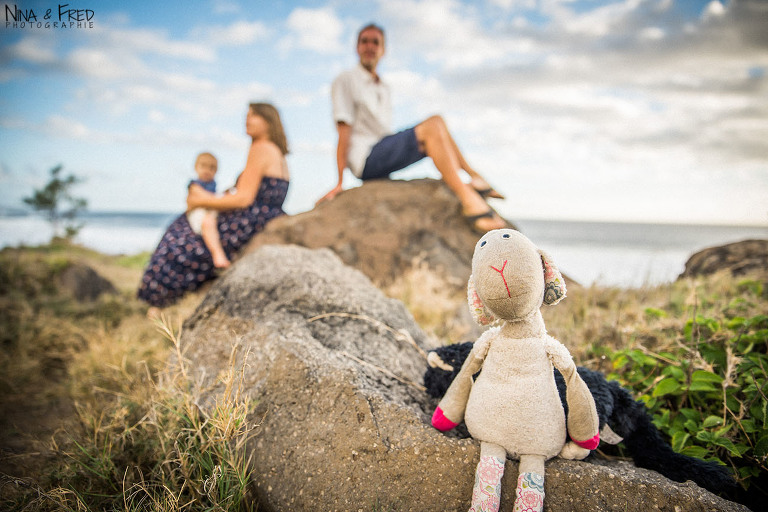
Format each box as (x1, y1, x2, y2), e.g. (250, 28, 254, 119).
(469, 442, 506, 512)
(513, 455, 546, 512)
(559, 441, 590, 460)
(561, 366, 600, 449)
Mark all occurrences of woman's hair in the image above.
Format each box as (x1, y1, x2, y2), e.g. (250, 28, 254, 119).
(249, 102, 289, 155)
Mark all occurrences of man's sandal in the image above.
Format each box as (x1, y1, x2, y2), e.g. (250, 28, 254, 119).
(473, 186, 505, 200)
(464, 210, 503, 234)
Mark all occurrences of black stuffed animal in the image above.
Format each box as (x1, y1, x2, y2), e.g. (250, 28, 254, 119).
(424, 341, 737, 497)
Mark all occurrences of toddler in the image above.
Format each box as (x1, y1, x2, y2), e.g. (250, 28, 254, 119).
(187, 152, 230, 268)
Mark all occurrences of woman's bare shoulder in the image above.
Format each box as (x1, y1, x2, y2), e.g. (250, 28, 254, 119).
(250, 139, 282, 158)
(246, 140, 287, 180)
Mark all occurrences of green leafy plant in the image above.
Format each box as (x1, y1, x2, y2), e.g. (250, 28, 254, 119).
(608, 310, 768, 497)
(23, 164, 88, 239)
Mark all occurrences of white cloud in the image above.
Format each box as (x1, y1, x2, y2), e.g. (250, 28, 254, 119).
(366, 0, 766, 224)
(160, 73, 218, 95)
(109, 27, 216, 60)
(639, 26, 665, 40)
(195, 20, 271, 46)
(0, 68, 24, 82)
(212, 0, 241, 15)
(71, 69, 273, 123)
(45, 115, 92, 140)
(7, 37, 57, 64)
(148, 110, 166, 123)
(3, 18, 276, 123)
(7, 21, 223, 83)
(1, 0, 765, 225)
(487, 0, 537, 10)
(381, 0, 513, 69)
(386, 69, 448, 117)
(284, 7, 344, 54)
(702, 0, 726, 20)
(67, 47, 146, 79)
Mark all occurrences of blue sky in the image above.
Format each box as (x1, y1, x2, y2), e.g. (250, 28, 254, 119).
(1, 0, 766, 225)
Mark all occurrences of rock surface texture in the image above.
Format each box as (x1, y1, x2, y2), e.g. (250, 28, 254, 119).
(180, 245, 748, 512)
(679, 239, 768, 280)
(56, 262, 117, 301)
(245, 178, 513, 290)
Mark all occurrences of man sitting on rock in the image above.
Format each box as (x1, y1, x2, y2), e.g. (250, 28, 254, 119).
(316, 23, 507, 233)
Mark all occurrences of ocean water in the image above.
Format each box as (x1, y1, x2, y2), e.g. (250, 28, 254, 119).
(0, 211, 178, 257)
(1, 211, 766, 288)
(515, 219, 768, 288)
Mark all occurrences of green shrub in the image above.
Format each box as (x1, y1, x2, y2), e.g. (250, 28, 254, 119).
(608, 311, 768, 495)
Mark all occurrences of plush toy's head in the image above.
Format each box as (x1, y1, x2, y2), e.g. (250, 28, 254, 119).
(468, 229, 566, 325)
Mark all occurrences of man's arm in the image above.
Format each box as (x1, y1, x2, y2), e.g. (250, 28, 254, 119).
(316, 121, 351, 204)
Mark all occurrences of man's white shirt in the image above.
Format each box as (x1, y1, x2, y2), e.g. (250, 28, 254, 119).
(331, 63, 392, 178)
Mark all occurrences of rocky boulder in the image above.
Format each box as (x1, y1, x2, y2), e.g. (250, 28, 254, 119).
(679, 239, 768, 280)
(56, 262, 117, 302)
(245, 178, 517, 291)
(180, 245, 747, 511)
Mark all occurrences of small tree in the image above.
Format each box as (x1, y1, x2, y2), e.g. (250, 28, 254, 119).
(23, 165, 88, 239)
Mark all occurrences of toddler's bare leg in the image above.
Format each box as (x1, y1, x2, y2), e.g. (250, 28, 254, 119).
(201, 212, 230, 268)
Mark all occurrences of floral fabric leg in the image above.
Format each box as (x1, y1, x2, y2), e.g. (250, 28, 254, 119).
(512, 472, 545, 512)
(469, 450, 505, 512)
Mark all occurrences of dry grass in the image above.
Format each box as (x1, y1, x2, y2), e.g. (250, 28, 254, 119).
(1, 242, 259, 511)
(384, 260, 475, 344)
(385, 260, 767, 372)
(2, 242, 765, 510)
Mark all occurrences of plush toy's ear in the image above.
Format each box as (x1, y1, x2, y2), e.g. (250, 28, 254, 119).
(540, 250, 566, 306)
(467, 275, 499, 326)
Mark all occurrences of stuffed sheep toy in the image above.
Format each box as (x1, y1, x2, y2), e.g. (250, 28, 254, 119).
(425, 342, 738, 500)
(431, 229, 600, 512)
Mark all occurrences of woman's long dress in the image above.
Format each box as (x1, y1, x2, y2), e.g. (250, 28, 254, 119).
(137, 177, 289, 307)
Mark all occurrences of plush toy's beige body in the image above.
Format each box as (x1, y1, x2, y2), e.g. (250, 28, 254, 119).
(432, 229, 600, 512)
(465, 328, 567, 460)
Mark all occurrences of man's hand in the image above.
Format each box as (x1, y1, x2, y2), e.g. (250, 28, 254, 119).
(316, 184, 343, 206)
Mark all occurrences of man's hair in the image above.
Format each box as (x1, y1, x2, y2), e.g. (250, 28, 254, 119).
(357, 23, 385, 45)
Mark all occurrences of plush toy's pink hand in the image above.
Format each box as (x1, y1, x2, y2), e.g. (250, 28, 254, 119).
(572, 433, 600, 450)
(432, 407, 459, 431)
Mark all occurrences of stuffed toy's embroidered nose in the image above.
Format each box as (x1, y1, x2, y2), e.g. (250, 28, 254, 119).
(489, 260, 511, 297)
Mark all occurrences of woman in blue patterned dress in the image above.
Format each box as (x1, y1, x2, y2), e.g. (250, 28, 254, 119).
(138, 103, 290, 312)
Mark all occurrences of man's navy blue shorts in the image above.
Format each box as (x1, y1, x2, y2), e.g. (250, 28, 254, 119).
(361, 127, 427, 180)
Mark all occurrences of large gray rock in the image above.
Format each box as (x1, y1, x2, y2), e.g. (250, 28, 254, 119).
(679, 239, 768, 280)
(56, 262, 117, 301)
(245, 178, 516, 290)
(180, 245, 748, 511)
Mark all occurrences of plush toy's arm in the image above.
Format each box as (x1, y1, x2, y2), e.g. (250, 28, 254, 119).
(544, 336, 600, 450)
(432, 332, 493, 431)
(544, 337, 575, 373)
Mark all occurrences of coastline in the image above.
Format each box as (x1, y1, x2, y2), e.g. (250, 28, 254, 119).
(1, 212, 767, 288)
